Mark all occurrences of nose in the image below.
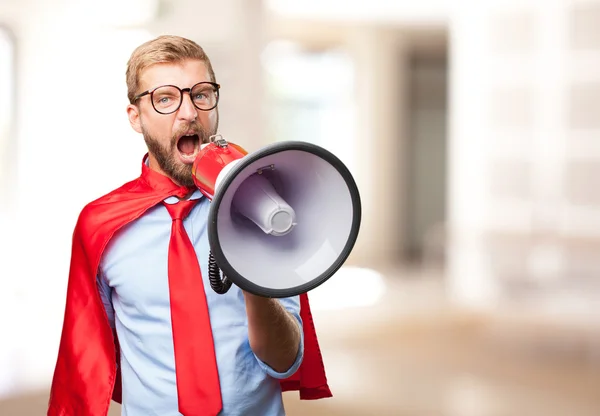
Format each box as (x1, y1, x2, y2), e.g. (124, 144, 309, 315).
(177, 92, 198, 122)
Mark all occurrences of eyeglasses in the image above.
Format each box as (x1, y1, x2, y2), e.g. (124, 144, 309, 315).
(133, 81, 220, 114)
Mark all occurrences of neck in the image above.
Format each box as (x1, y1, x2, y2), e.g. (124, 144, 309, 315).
(144, 153, 194, 193)
(146, 153, 168, 177)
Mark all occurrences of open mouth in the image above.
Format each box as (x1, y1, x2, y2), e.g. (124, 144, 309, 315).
(176, 133, 200, 163)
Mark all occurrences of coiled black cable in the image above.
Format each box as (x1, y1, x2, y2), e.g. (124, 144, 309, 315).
(208, 251, 233, 294)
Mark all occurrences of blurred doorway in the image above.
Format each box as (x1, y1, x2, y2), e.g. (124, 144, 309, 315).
(404, 32, 448, 268)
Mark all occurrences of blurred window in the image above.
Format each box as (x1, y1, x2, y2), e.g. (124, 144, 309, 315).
(262, 40, 356, 171)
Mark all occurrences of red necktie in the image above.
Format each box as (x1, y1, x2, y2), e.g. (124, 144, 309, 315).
(163, 199, 222, 416)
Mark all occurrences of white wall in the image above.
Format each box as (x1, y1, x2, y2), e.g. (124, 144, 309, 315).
(0, 0, 267, 395)
(447, 0, 600, 315)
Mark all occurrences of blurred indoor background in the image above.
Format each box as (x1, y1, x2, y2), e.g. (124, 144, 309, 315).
(1, 0, 600, 415)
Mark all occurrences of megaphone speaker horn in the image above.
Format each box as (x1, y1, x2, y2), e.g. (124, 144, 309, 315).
(192, 136, 362, 298)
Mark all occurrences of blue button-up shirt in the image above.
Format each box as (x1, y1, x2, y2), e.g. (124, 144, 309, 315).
(96, 191, 304, 416)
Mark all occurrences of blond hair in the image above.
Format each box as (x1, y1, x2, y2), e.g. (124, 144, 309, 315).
(126, 35, 216, 104)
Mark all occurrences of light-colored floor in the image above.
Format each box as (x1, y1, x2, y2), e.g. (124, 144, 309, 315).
(2, 266, 600, 415)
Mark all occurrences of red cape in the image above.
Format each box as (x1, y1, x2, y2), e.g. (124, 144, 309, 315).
(48, 158, 332, 415)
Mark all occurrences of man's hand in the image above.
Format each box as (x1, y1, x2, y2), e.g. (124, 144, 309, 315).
(243, 291, 301, 373)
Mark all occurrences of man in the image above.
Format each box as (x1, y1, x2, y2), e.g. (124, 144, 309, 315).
(48, 35, 331, 416)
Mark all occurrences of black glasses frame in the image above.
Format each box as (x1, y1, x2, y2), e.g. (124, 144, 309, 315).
(133, 81, 220, 114)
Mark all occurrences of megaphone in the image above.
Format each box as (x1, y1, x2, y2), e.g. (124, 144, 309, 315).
(192, 135, 362, 298)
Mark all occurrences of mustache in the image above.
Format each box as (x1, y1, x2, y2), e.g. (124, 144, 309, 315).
(171, 122, 211, 145)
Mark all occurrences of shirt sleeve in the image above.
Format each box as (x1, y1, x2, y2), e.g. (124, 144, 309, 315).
(253, 295, 304, 379)
(96, 271, 115, 329)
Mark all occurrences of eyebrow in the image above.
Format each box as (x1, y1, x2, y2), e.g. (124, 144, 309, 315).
(150, 80, 213, 90)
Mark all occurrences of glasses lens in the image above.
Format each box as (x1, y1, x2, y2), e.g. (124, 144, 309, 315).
(191, 83, 219, 110)
(152, 86, 181, 114)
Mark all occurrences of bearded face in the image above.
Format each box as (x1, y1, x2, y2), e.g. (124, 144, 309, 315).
(142, 119, 217, 187)
(128, 59, 220, 187)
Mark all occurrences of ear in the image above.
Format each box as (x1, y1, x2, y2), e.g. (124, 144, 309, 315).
(127, 104, 143, 134)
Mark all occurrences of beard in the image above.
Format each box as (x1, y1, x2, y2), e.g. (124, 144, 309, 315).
(142, 117, 218, 187)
